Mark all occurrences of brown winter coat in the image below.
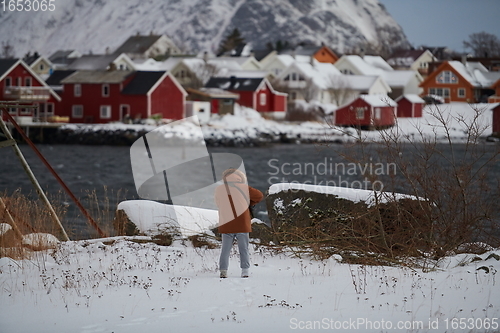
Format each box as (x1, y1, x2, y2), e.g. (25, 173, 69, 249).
(214, 174, 263, 234)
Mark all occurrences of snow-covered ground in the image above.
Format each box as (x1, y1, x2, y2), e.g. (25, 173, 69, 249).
(1, 238, 499, 333)
(60, 102, 497, 145)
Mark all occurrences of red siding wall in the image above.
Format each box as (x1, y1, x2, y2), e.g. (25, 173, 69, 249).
(493, 105, 500, 134)
(65, 83, 123, 123)
(397, 98, 423, 117)
(232, 91, 254, 109)
(335, 98, 395, 127)
(255, 86, 272, 112)
(150, 75, 185, 120)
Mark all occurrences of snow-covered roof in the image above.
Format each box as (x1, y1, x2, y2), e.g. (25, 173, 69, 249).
(382, 70, 420, 87)
(327, 75, 389, 93)
(446, 61, 500, 88)
(360, 94, 397, 107)
(290, 61, 341, 89)
(395, 94, 425, 104)
(363, 55, 394, 71)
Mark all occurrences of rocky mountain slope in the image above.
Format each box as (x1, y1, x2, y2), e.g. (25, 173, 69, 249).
(0, 0, 410, 57)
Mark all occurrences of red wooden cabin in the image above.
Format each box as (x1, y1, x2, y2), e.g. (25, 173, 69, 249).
(60, 70, 186, 123)
(395, 94, 424, 118)
(335, 95, 397, 129)
(205, 76, 287, 119)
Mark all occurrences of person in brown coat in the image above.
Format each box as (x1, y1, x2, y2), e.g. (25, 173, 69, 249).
(215, 168, 263, 278)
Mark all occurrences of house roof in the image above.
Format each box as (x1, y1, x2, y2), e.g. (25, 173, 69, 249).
(66, 54, 122, 70)
(387, 49, 427, 67)
(0, 58, 18, 77)
(61, 70, 133, 84)
(395, 94, 425, 103)
(205, 77, 264, 91)
(187, 87, 239, 99)
(121, 71, 166, 95)
(333, 75, 388, 92)
(446, 61, 500, 87)
(360, 94, 397, 107)
(45, 70, 77, 86)
(284, 60, 341, 90)
(363, 56, 394, 71)
(113, 35, 163, 55)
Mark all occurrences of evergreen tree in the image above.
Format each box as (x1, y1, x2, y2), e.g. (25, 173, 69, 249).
(217, 28, 245, 56)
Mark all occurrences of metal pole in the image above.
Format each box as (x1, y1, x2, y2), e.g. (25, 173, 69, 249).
(1, 107, 107, 238)
(0, 112, 70, 241)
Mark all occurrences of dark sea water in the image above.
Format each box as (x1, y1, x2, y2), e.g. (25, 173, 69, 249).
(1, 142, 499, 240)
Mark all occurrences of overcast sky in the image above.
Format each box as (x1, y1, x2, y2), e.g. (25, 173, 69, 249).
(377, 0, 500, 53)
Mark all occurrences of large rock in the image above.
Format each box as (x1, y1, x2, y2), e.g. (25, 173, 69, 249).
(266, 183, 432, 254)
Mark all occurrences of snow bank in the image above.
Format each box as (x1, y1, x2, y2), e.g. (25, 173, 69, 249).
(269, 183, 420, 207)
(21, 233, 60, 251)
(117, 200, 218, 237)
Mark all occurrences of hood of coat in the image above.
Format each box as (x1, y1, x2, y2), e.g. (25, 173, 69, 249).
(223, 169, 247, 184)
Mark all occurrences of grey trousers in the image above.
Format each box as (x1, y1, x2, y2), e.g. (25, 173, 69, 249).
(219, 233, 250, 271)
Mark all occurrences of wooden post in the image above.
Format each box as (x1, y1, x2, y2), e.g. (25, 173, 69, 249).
(0, 112, 70, 241)
(0, 197, 23, 240)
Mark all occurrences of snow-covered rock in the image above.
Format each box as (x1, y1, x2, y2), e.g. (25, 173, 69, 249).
(116, 200, 218, 238)
(22, 233, 60, 251)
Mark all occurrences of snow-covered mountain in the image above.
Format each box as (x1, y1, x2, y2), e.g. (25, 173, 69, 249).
(0, 0, 410, 58)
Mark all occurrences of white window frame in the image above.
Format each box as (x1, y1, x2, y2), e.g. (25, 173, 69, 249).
(375, 108, 381, 120)
(74, 84, 81, 97)
(100, 105, 111, 119)
(458, 88, 466, 98)
(260, 93, 267, 106)
(25, 77, 32, 87)
(429, 87, 450, 97)
(355, 107, 365, 120)
(102, 84, 110, 97)
(72, 105, 84, 118)
(16, 77, 22, 86)
(20, 107, 30, 115)
(436, 71, 458, 84)
(5, 77, 12, 87)
(46, 103, 54, 115)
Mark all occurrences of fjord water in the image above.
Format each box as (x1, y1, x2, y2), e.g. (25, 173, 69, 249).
(1, 143, 499, 239)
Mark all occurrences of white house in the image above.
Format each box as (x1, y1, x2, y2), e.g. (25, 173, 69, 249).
(334, 55, 423, 99)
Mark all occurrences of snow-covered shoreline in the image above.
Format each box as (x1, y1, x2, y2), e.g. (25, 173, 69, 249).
(54, 103, 498, 146)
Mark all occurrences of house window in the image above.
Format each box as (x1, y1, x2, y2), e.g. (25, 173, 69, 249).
(356, 107, 365, 120)
(74, 84, 81, 97)
(429, 87, 450, 97)
(419, 62, 428, 69)
(16, 77, 22, 86)
(72, 105, 83, 118)
(40, 63, 45, 71)
(100, 105, 111, 119)
(458, 88, 466, 98)
(20, 108, 30, 115)
(5, 77, 12, 87)
(290, 91, 297, 100)
(341, 69, 354, 75)
(8, 108, 17, 114)
(102, 84, 110, 97)
(46, 103, 54, 115)
(375, 108, 381, 120)
(25, 77, 32, 86)
(260, 93, 267, 106)
(436, 71, 458, 84)
(118, 63, 127, 70)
